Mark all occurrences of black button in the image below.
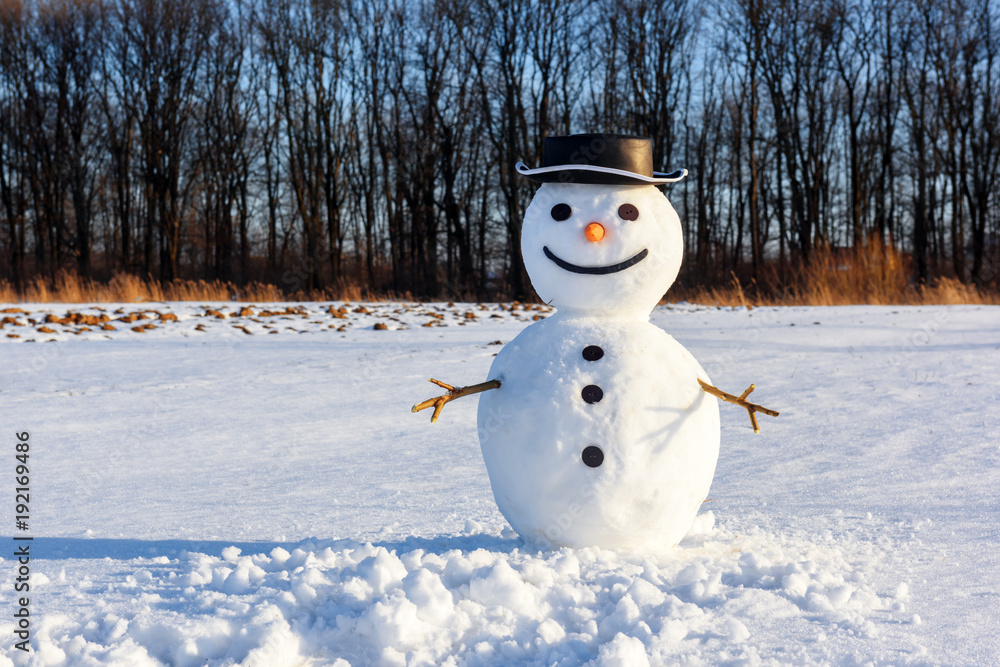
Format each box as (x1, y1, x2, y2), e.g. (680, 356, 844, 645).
(582, 345, 604, 361)
(618, 203, 639, 221)
(550, 203, 572, 221)
(581, 385, 603, 404)
(582, 446, 604, 467)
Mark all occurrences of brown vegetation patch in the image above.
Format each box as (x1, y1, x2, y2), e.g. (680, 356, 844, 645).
(668, 239, 1000, 307)
(258, 306, 307, 317)
(44, 312, 110, 326)
(5, 259, 995, 307)
(0, 272, 407, 305)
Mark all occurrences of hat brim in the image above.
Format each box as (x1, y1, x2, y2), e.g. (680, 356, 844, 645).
(515, 162, 687, 185)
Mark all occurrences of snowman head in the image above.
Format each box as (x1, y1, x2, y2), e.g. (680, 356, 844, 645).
(516, 134, 687, 318)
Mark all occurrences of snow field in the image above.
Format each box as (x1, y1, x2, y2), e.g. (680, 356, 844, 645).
(1, 302, 998, 664)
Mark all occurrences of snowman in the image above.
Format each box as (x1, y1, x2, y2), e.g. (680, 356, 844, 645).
(414, 134, 777, 551)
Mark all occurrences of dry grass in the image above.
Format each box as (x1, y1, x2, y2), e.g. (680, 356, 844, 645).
(0, 272, 280, 304)
(2, 245, 997, 306)
(0, 271, 406, 305)
(670, 238, 1000, 307)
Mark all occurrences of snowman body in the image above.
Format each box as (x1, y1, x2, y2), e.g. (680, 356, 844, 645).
(478, 314, 719, 549)
(477, 182, 720, 550)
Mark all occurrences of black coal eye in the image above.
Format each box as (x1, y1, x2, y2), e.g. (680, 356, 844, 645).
(551, 203, 572, 221)
(618, 204, 639, 221)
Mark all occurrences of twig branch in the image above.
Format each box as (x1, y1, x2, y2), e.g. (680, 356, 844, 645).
(698, 378, 779, 434)
(412, 378, 502, 423)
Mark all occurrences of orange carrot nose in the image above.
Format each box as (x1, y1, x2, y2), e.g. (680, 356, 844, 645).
(584, 222, 605, 243)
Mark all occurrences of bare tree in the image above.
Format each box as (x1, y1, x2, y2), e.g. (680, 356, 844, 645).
(899, 0, 939, 283)
(469, 0, 533, 299)
(0, 0, 30, 282)
(833, 0, 878, 251)
(615, 0, 696, 169)
(121, 0, 215, 279)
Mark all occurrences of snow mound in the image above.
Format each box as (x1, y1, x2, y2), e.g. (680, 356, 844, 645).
(12, 513, 912, 665)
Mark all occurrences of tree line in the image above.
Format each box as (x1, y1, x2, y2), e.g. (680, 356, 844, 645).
(1, 0, 998, 299)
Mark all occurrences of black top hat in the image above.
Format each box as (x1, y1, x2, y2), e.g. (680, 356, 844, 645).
(516, 133, 687, 185)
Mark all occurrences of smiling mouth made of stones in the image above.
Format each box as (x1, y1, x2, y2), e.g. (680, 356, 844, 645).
(542, 247, 649, 275)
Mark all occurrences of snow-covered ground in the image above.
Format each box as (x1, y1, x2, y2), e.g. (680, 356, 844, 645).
(1, 300, 998, 665)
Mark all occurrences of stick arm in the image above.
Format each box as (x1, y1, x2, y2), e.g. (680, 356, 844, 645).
(412, 378, 502, 423)
(698, 378, 779, 434)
